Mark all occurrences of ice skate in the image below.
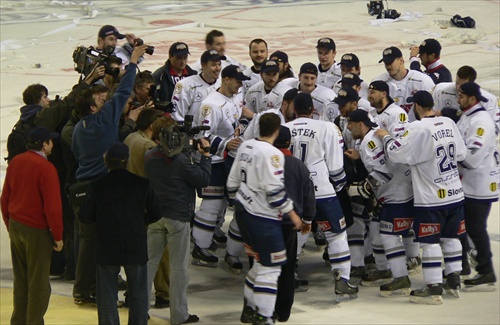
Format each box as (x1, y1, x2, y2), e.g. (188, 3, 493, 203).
(409, 284, 444, 305)
(406, 256, 422, 276)
(322, 246, 330, 267)
(333, 269, 358, 303)
(294, 272, 309, 292)
(191, 245, 218, 268)
(349, 266, 365, 284)
(253, 312, 275, 325)
(463, 273, 496, 292)
(240, 299, 255, 323)
(361, 269, 392, 286)
(468, 249, 478, 268)
(224, 252, 243, 274)
(208, 240, 218, 252)
(443, 272, 461, 298)
(380, 276, 411, 297)
(213, 228, 228, 246)
(314, 230, 326, 247)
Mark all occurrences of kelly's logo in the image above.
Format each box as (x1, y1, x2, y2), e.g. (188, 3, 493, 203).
(419, 223, 441, 237)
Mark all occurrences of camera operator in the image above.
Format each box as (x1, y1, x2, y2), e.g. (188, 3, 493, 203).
(152, 42, 197, 110)
(133, 71, 156, 108)
(144, 118, 211, 325)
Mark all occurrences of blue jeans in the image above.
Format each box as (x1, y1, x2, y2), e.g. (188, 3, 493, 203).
(147, 218, 191, 325)
(96, 264, 148, 325)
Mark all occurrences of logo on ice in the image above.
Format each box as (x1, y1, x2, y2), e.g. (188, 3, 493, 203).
(418, 223, 441, 237)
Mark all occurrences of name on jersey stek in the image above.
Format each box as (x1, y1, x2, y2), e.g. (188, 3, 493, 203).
(291, 128, 316, 138)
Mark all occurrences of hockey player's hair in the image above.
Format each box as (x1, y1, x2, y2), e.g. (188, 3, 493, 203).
(205, 29, 224, 45)
(457, 66, 477, 82)
(259, 113, 281, 137)
(136, 108, 164, 131)
(249, 38, 268, 50)
(23, 84, 48, 105)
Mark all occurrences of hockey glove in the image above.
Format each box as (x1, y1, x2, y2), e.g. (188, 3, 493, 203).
(348, 180, 372, 199)
(451, 14, 476, 28)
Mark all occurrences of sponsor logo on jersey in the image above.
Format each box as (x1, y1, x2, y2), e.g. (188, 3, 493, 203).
(317, 220, 332, 232)
(174, 83, 183, 94)
(490, 182, 498, 192)
(270, 155, 281, 168)
(458, 220, 466, 236)
(394, 218, 413, 232)
(380, 221, 393, 232)
(402, 130, 409, 137)
(339, 216, 346, 229)
(367, 141, 377, 150)
(418, 223, 441, 237)
(448, 188, 463, 196)
(437, 188, 447, 199)
(399, 113, 407, 122)
(194, 92, 203, 101)
(201, 105, 212, 117)
(271, 249, 287, 263)
(445, 99, 452, 107)
(476, 128, 484, 136)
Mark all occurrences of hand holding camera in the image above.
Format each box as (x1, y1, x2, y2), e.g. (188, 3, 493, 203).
(134, 38, 154, 55)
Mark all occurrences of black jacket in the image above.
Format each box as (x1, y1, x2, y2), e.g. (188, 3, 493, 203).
(80, 169, 162, 265)
(152, 60, 197, 102)
(144, 147, 211, 222)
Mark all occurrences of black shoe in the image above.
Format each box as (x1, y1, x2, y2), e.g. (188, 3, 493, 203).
(464, 273, 496, 286)
(154, 296, 170, 308)
(180, 314, 199, 324)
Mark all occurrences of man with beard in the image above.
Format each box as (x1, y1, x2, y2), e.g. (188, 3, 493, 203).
(242, 39, 268, 99)
(409, 39, 452, 85)
(269, 51, 297, 82)
(316, 37, 341, 89)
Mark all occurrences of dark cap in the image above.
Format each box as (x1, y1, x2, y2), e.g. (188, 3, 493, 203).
(299, 62, 318, 76)
(378, 46, 403, 64)
(201, 50, 226, 63)
(106, 142, 129, 161)
(334, 87, 360, 106)
(169, 42, 190, 56)
(316, 37, 336, 51)
(348, 109, 378, 128)
(409, 90, 434, 107)
(341, 73, 363, 87)
(459, 82, 488, 102)
(28, 126, 59, 144)
(274, 125, 292, 149)
(418, 38, 441, 55)
(369, 80, 390, 93)
(260, 60, 280, 74)
(340, 53, 360, 68)
(270, 50, 288, 63)
(221, 65, 251, 81)
(294, 92, 314, 111)
(98, 25, 125, 40)
(283, 88, 298, 101)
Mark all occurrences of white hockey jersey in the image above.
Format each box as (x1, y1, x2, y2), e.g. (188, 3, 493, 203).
(195, 91, 242, 162)
(382, 116, 466, 208)
(285, 118, 346, 199)
(322, 98, 374, 124)
(245, 80, 291, 114)
(372, 70, 434, 122)
(227, 138, 294, 221)
(288, 80, 338, 120)
(357, 129, 413, 204)
(373, 102, 409, 137)
(242, 66, 261, 101)
(317, 62, 342, 89)
(457, 104, 500, 202)
(433, 82, 500, 133)
(171, 74, 220, 123)
(243, 108, 286, 141)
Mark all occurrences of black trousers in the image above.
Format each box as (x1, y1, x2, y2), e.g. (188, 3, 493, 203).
(464, 200, 494, 275)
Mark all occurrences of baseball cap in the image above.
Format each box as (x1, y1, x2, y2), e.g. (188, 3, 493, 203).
(334, 87, 360, 106)
(369, 80, 390, 93)
(459, 82, 488, 102)
(348, 109, 378, 128)
(169, 42, 190, 56)
(260, 60, 280, 74)
(418, 39, 441, 55)
(106, 142, 129, 161)
(299, 62, 318, 76)
(408, 91, 434, 107)
(270, 50, 288, 63)
(98, 25, 125, 40)
(274, 125, 292, 149)
(340, 53, 360, 68)
(316, 37, 336, 51)
(378, 46, 403, 64)
(28, 126, 59, 145)
(221, 65, 251, 80)
(294, 92, 314, 111)
(282, 88, 298, 101)
(341, 73, 363, 87)
(201, 50, 227, 63)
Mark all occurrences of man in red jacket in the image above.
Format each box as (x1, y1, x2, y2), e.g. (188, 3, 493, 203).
(1, 126, 63, 325)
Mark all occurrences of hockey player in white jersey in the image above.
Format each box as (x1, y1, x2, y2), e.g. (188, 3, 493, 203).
(316, 37, 342, 89)
(227, 113, 307, 325)
(433, 65, 500, 132)
(332, 53, 369, 99)
(243, 60, 292, 119)
(345, 109, 414, 297)
(456, 82, 499, 290)
(288, 63, 337, 120)
(241, 39, 268, 100)
(170, 50, 224, 123)
(286, 92, 358, 302)
(376, 90, 467, 305)
(269, 51, 297, 82)
(372, 46, 435, 121)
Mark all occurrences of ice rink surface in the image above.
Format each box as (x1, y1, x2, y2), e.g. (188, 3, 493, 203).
(0, 1, 499, 324)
